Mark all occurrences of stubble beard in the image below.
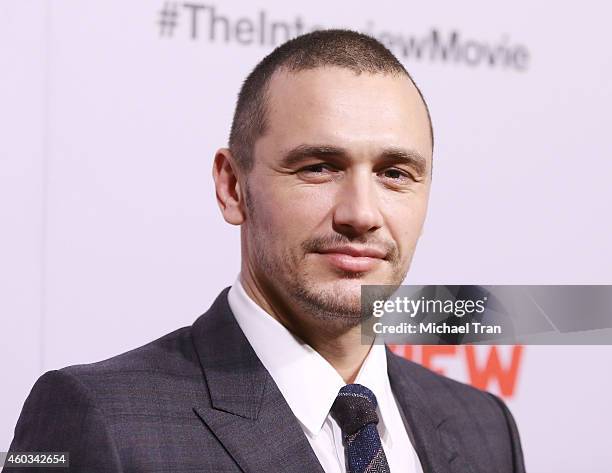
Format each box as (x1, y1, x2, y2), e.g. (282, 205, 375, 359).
(244, 183, 409, 330)
(248, 224, 408, 330)
(251, 237, 366, 329)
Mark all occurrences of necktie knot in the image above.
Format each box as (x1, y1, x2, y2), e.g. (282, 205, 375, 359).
(331, 383, 380, 436)
(331, 384, 391, 472)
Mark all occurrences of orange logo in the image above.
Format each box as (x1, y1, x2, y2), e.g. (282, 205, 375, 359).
(390, 345, 524, 398)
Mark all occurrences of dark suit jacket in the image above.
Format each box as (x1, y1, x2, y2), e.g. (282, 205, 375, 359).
(6, 288, 525, 473)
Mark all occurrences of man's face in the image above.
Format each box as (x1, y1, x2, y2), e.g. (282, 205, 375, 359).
(243, 66, 432, 326)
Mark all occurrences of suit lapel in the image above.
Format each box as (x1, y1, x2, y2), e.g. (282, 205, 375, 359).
(387, 348, 459, 473)
(191, 288, 325, 473)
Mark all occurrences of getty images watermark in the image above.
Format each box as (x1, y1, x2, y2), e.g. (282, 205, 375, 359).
(361, 285, 612, 345)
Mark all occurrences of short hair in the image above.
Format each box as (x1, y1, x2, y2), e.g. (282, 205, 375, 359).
(229, 29, 434, 172)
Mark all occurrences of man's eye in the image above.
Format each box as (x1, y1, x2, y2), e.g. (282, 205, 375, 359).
(301, 163, 336, 174)
(381, 168, 411, 181)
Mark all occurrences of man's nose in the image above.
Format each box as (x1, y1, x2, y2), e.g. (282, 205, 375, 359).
(332, 172, 383, 238)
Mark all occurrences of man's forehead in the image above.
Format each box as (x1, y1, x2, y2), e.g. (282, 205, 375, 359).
(265, 66, 419, 103)
(260, 66, 432, 158)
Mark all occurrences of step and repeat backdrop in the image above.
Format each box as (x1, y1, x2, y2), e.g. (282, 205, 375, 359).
(2, 1, 611, 471)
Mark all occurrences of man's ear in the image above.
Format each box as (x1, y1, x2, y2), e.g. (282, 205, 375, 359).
(212, 148, 245, 225)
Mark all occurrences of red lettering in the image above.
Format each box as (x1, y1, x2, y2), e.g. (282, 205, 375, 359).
(421, 346, 457, 375)
(389, 345, 524, 398)
(465, 345, 523, 397)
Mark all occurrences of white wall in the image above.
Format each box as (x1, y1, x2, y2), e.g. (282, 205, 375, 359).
(1, 1, 611, 471)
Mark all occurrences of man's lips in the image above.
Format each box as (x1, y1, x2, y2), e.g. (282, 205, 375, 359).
(314, 246, 387, 272)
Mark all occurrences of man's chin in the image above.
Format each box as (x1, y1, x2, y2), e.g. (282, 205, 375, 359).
(290, 264, 405, 319)
(295, 278, 364, 316)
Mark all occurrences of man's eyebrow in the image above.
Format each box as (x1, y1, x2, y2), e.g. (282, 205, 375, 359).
(378, 147, 428, 177)
(280, 144, 428, 176)
(279, 145, 348, 168)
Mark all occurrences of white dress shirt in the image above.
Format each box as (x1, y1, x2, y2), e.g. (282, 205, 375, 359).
(228, 276, 424, 473)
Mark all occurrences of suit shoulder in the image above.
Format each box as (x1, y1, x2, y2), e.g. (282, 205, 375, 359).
(57, 325, 205, 397)
(62, 325, 193, 374)
(8, 369, 122, 469)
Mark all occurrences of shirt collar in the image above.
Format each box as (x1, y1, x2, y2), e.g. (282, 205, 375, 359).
(227, 275, 392, 438)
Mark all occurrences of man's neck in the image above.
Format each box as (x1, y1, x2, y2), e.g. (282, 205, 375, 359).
(239, 272, 371, 384)
(307, 330, 372, 384)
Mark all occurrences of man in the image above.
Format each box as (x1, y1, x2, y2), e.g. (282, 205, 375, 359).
(6, 30, 525, 473)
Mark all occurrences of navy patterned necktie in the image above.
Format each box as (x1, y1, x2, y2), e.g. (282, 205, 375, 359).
(331, 384, 391, 473)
